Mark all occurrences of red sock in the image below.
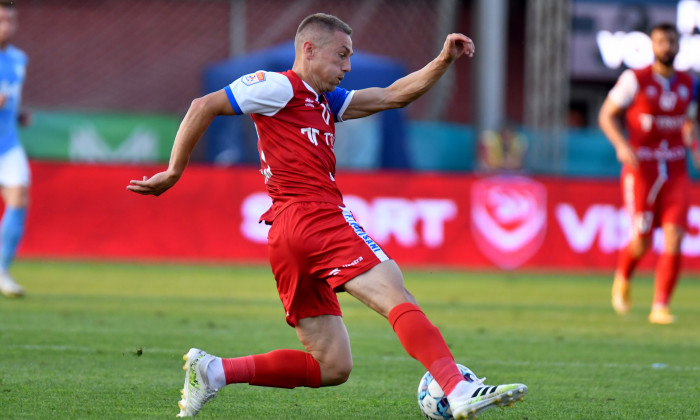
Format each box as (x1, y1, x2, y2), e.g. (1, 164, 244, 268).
(388, 302, 464, 395)
(222, 355, 255, 385)
(616, 246, 641, 280)
(653, 253, 681, 306)
(222, 349, 321, 389)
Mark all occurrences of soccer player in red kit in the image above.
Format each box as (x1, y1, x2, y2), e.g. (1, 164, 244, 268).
(599, 23, 700, 324)
(128, 13, 527, 419)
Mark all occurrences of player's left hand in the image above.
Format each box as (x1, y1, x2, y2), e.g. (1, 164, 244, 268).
(18, 109, 32, 127)
(440, 33, 475, 63)
(127, 170, 180, 196)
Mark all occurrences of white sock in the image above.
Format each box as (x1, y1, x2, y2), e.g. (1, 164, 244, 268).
(207, 357, 226, 390)
(447, 380, 479, 403)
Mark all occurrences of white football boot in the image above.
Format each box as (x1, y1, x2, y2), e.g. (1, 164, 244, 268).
(449, 376, 527, 420)
(177, 348, 219, 417)
(648, 305, 677, 325)
(0, 272, 24, 297)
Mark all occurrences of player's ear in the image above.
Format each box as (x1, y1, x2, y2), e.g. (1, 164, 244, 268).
(303, 41, 315, 60)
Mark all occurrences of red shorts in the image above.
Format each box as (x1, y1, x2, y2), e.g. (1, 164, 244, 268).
(621, 167, 689, 238)
(267, 201, 391, 327)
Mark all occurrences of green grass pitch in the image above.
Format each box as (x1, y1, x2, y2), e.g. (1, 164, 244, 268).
(1, 260, 699, 419)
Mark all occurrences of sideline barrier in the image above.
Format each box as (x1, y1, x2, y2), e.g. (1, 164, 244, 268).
(18, 161, 700, 272)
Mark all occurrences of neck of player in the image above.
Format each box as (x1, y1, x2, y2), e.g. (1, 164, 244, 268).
(653, 61, 674, 79)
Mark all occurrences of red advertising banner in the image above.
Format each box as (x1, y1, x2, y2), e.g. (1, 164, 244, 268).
(19, 161, 700, 272)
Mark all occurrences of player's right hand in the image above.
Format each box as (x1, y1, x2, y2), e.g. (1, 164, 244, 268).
(127, 170, 180, 196)
(615, 142, 639, 168)
(440, 33, 475, 63)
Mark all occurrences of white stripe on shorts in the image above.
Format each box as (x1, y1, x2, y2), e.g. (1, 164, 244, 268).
(339, 206, 389, 262)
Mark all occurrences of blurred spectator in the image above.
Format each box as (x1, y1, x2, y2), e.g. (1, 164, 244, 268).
(478, 123, 527, 171)
(568, 103, 588, 128)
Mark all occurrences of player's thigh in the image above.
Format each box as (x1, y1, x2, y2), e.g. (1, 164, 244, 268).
(268, 204, 345, 327)
(1, 185, 29, 207)
(657, 175, 689, 254)
(627, 234, 652, 257)
(343, 259, 416, 318)
(621, 169, 655, 247)
(296, 315, 352, 384)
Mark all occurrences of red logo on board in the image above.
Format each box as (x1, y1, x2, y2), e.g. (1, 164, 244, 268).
(470, 176, 547, 269)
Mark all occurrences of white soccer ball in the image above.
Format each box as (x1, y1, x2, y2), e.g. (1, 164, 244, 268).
(417, 364, 476, 420)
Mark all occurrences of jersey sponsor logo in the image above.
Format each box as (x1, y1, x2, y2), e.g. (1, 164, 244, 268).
(301, 127, 320, 145)
(328, 268, 341, 276)
(0, 80, 22, 98)
(637, 113, 686, 132)
(242, 71, 266, 86)
(470, 176, 547, 269)
(636, 145, 686, 162)
(0, 80, 22, 109)
(324, 133, 336, 150)
(301, 127, 335, 148)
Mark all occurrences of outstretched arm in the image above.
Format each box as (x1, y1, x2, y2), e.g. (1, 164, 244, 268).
(127, 89, 235, 196)
(342, 33, 474, 120)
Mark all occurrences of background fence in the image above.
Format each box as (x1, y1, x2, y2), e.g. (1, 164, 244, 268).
(17, 0, 461, 119)
(13, 1, 700, 175)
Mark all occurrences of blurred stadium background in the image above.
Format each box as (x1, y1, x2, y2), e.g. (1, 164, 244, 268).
(11, 0, 700, 273)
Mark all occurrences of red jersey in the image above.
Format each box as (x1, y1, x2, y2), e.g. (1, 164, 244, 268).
(612, 66, 697, 177)
(224, 70, 355, 223)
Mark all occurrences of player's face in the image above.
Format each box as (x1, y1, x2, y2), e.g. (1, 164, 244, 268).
(0, 7, 17, 46)
(650, 28, 679, 67)
(313, 31, 352, 92)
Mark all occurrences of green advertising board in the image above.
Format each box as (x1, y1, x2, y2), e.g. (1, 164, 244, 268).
(20, 110, 179, 163)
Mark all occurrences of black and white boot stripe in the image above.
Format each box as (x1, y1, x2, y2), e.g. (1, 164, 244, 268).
(471, 386, 499, 398)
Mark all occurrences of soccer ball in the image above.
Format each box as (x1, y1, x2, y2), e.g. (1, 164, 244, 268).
(417, 364, 475, 420)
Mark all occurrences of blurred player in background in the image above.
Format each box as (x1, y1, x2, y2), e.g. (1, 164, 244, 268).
(0, 1, 30, 298)
(129, 13, 527, 419)
(599, 23, 700, 324)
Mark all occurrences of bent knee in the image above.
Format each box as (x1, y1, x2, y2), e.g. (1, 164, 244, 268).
(321, 360, 353, 386)
(629, 236, 651, 256)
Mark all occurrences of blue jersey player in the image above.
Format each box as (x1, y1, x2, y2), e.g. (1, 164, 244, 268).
(0, 1, 30, 298)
